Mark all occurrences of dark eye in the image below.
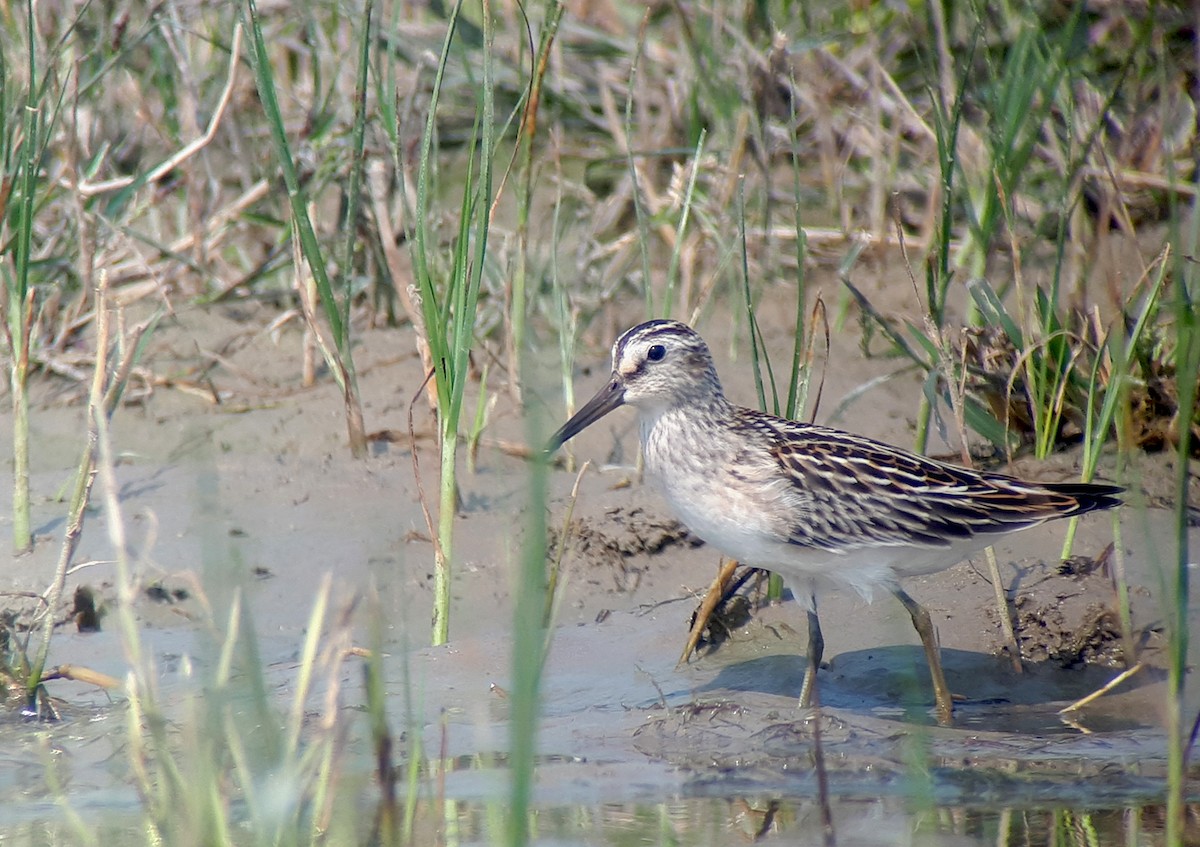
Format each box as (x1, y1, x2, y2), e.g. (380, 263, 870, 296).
(646, 344, 666, 362)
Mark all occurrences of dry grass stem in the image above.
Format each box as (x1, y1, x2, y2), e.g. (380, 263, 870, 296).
(368, 160, 437, 413)
(71, 26, 244, 198)
(40, 664, 123, 690)
(1059, 662, 1145, 714)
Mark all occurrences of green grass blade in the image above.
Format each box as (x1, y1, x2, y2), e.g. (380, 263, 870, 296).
(661, 128, 705, 318)
(241, 0, 366, 456)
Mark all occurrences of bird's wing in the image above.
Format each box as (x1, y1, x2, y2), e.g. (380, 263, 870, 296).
(735, 412, 1079, 553)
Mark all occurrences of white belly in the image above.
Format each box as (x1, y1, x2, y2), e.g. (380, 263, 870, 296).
(641, 416, 987, 608)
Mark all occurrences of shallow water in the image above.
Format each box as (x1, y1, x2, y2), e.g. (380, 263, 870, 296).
(0, 540, 1192, 844)
(3, 562, 1188, 842)
(0, 611, 1184, 846)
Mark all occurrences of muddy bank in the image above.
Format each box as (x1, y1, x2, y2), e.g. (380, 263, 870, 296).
(0, 286, 1196, 838)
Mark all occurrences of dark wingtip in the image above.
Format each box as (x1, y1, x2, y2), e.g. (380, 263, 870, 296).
(1043, 482, 1125, 516)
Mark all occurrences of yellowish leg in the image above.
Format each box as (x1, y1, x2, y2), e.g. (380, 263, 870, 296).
(892, 587, 954, 726)
(677, 558, 742, 667)
(797, 605, 824, 708)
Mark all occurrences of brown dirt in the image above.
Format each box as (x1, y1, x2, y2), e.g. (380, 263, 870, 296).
(548, 506, 701, 596)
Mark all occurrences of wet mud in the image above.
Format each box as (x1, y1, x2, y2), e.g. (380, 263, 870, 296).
(1, 288, 1198, 842)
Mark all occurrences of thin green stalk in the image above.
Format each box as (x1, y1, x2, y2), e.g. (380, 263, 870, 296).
(960, 12, 1079, 293)
(1165, 175, 1199, 847)
(924, 20, 971, 328)
(508, 417, 548, 847)
(785, 192, 808, 420)
(7, 299, 32, 555)
(364, 591, 398, 845)
(411, 5, 455, 643)
(911, 396, 933, 456)
(413, 0, 495, 646)
(510, 0, 565, 399)
(737, 181, 767, 412)
(241, 0, 367, 457)
(764, 135, 814, 603)
(4, 0, 44, 555)
(1062, 256, 1166, 558)
(340, 0, 373, 353)
(913, 20, 971, 454)
(550, 143, 577, 469)
(661, 128, 705, 318)
(624, 14, 654, 317)
(433, 430, 459, 645)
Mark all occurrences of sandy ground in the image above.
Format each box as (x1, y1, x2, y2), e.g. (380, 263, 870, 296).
(2, 270, 1199, 822)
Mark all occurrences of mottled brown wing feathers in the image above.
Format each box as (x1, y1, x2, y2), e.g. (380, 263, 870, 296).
(745, 412, 1122, 553)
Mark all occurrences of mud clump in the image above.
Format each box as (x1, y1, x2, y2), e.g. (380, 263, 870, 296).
(1012, 596, 1125, 668)
(548, 506, 700, 593)
(1008, 578, 1128, 671)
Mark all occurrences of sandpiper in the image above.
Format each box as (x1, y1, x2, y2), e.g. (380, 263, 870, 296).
(549, 319, 1122, 724)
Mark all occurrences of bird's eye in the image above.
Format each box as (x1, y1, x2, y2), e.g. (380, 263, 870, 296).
(646, 344, 666, 362)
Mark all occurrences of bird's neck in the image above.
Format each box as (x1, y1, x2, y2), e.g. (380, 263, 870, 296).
(638, 394, 734, 446)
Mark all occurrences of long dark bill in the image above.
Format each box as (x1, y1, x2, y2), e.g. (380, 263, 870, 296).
(547, 376, 626, 452)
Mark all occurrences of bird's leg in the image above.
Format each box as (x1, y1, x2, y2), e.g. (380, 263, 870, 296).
(892, 586, 954, 725)
(797, 599, 824, 709)
(677, 558, 742, 667)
